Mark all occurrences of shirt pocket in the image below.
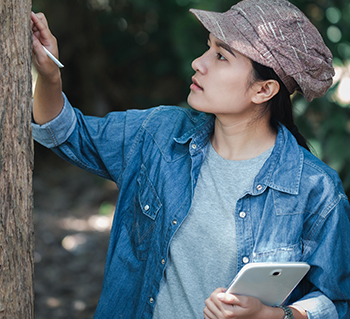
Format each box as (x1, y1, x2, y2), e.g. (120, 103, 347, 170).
(252, 242, 303, 263)
(125, 164, 162, 261)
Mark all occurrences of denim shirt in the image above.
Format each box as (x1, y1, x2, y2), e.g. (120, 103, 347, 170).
(32, 94, 350, 319)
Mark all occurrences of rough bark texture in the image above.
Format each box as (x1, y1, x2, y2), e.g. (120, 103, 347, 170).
(0, 0, 34, 318)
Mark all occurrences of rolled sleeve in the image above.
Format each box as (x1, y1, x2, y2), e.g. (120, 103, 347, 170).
(293, 291, 339, 319)
(31, 93, 77, 148)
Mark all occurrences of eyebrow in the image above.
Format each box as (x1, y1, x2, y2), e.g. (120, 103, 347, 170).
(216, 41, 236, 57)
(208, 36, 236, 57)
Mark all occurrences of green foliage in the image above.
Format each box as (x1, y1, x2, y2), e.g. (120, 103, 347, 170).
(32, 0, 350, 196)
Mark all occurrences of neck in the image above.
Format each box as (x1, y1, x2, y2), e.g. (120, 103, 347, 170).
(211, 115, 276, 161)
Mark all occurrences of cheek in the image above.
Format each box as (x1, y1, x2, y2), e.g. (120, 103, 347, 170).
(225, 71, 247, 89)
(214, 78, 244, 102)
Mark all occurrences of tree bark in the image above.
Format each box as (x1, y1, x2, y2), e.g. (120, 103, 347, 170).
(0, 0, 34, 318)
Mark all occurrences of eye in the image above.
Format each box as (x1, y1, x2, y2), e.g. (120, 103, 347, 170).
(216, 52, 227, 61)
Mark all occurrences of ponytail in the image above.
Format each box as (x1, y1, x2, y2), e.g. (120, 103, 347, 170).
(250, 60, 310, 152)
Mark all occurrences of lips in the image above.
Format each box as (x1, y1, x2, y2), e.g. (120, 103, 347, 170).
(191, 77, 203, 91)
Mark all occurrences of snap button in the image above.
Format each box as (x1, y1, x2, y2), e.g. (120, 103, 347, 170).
(172, 219, 177, 225)
(239, 211, 246, 218)
(256, 185, 263, 191)
(191, 144, 197, 150)
(242, 257, 249, 264)
(144, 205, 150, 211)
(149, 297, 154, 304)
(161, 258, 165, 265)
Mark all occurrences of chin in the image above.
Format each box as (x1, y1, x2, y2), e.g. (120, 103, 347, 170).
(187, 94, 203, 112)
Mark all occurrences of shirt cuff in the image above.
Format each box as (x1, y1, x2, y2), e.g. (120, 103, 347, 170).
(292, 291, 338, 319)
(31, 93, 77, 148)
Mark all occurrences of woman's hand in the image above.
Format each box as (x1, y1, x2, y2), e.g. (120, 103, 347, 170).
(31, 12, 64, 124)
(31, 12, 61, 80)
(203, 288, 280, 319)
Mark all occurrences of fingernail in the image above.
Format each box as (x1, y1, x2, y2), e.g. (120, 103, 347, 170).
(217, 293, 225, 300)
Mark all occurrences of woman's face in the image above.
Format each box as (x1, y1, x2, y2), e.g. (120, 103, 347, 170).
(188, 34, 259, 121)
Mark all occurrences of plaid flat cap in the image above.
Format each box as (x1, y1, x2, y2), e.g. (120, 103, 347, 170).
(190, 0, 335, 101)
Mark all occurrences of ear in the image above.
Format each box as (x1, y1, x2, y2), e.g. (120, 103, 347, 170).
(251, 80, 280, 104)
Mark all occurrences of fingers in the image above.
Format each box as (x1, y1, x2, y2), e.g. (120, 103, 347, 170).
(31, 11, 48, 30)
(31, 11, 61, 77)
(203, 301, 235, 319)
(203, 288, 269, 319)
(31, 11, 57, 53)
(217, 293, 240, 305)
(31, 12, 48, 38)
(31, 12, 56, 48)
(31, 11, 49, 43)
(203, 288, 237, 319)
(35, 12, 49, 27)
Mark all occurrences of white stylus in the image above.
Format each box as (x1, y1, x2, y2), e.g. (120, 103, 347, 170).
(42, 45, 64, 68)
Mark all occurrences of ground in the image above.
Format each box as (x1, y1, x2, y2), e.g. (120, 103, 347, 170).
(33, 145, 118, 319)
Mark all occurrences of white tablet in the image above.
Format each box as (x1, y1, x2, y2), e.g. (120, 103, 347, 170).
(226, 262, 310, 306)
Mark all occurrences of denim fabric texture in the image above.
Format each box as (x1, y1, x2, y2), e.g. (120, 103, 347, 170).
(32, 94, 350, 319)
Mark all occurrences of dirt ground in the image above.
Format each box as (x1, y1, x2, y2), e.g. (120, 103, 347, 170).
(33, 145, 118, 319)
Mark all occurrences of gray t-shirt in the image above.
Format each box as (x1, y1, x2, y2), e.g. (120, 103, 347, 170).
(153, 143, 273, 319)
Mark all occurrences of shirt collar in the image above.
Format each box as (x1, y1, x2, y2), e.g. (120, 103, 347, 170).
(176, 116, 303, 195)
(174, 113, 215, 153)
(253, 124, 303, 195)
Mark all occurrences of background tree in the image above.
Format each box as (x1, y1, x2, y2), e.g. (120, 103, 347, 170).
(0, 0, 34, 318)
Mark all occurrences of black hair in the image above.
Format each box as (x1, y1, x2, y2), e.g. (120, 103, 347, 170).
(250, 60, 310, 152)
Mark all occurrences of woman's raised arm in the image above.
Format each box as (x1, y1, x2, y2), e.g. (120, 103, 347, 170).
(31, 12, 64, 125)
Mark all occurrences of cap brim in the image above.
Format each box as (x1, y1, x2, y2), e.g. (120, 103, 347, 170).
(190, 8, 266, 67)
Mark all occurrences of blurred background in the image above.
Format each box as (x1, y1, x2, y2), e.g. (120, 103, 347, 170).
(31, 0, 350, 318)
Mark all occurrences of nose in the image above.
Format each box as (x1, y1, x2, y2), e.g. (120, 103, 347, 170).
(191, 51, 208, 74)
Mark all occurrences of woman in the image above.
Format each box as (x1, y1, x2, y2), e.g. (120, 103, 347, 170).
(31, 0, 350, 318)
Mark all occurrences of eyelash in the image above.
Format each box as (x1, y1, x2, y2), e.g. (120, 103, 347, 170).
(216, 52, 226, 61)
(206, 42, 227, 61)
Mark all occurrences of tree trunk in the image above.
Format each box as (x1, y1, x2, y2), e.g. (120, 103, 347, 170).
(0, 0, 34, 318)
